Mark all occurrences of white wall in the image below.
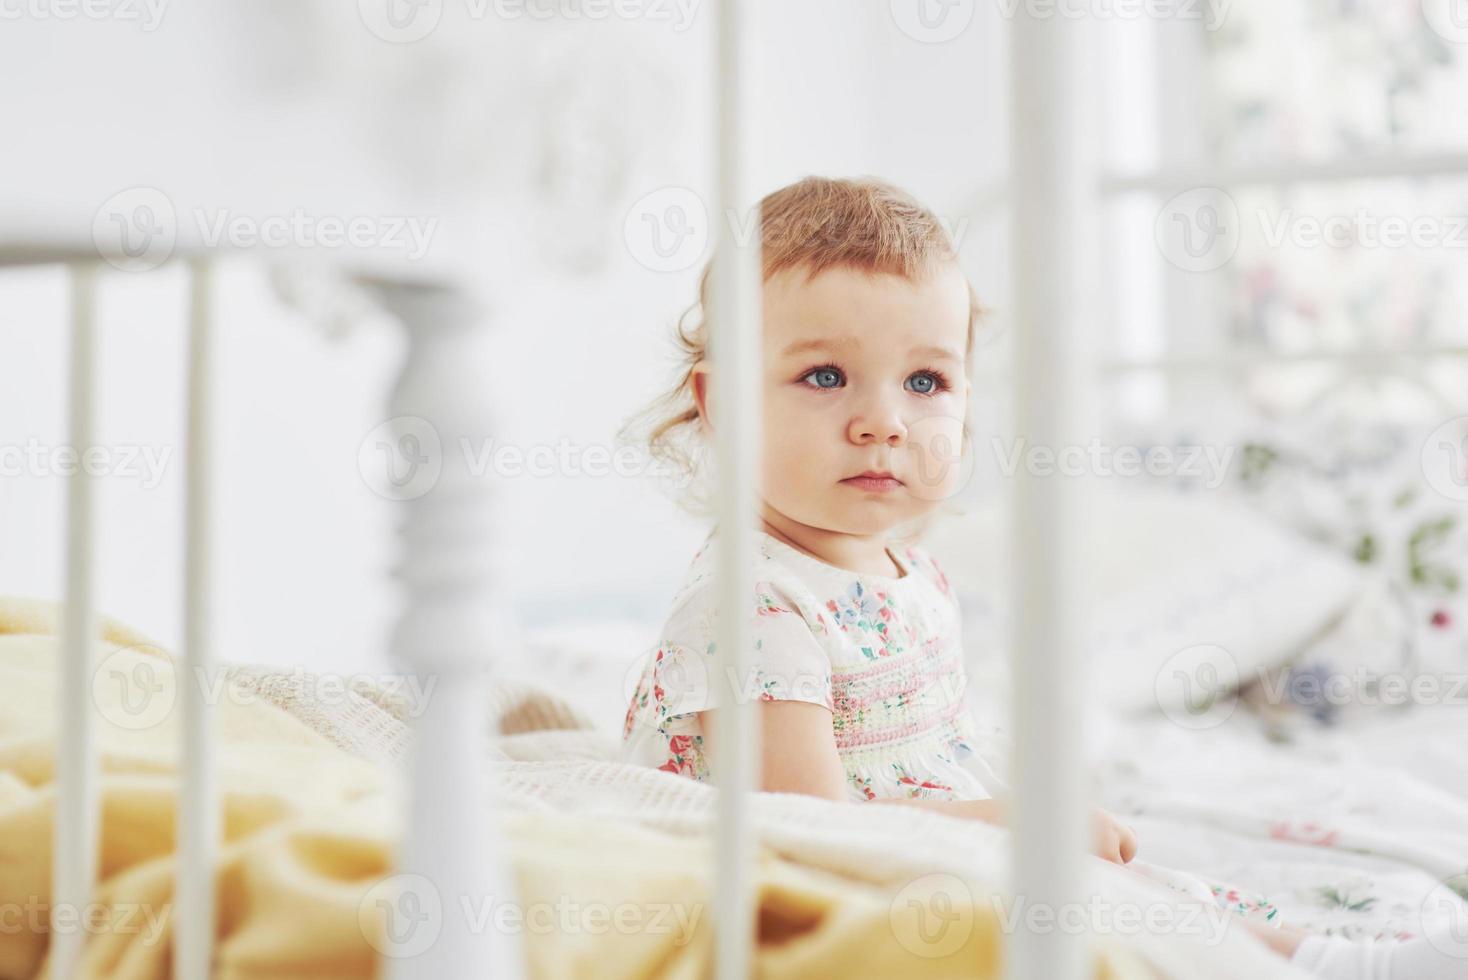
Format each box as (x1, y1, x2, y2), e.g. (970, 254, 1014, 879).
(0, 0, 1008, 674)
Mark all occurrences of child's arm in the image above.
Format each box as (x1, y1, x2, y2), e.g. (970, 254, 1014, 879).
(700, 701, 1137, 864)
(700, 701, 850, 799)
(700, 700, 1007, 816)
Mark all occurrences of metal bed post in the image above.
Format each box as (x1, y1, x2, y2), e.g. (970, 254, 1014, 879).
(710, 0, 761, 977)
(373, 280, 524, 980)
(1007, 8, 1093, 980)
(53, 261, 101, 980)
(177, 257, 220, 979)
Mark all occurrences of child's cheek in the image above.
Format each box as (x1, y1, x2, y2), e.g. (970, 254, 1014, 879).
(904, 413, 970, 502)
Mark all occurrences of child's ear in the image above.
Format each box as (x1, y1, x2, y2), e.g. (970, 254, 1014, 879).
(691, 360, 715, 431)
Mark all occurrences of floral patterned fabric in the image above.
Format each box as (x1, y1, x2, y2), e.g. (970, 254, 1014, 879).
(620, 528, 1005, 804)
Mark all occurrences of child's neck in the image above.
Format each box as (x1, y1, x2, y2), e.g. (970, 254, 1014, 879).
(757, 510, 902, 578)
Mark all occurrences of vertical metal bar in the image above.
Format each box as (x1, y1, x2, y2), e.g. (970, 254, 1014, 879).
(176, 258, 218, 980)
(1155, 11, 1212, 412)
(711, 0, 760, 976)
(373, 282, 523, 980)
(53, 262, 100, 980)
(1007, 9, 1091, 980)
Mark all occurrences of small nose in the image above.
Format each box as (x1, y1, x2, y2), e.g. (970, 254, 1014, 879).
(847, 397, 908, 446)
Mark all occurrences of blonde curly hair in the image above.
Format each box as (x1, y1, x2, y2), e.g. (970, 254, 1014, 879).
(620, 175, 988, 521)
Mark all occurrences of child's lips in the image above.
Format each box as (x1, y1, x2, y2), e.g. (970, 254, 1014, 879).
(840, 474, 903, 492)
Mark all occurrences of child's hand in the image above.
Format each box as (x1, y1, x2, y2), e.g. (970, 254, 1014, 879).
(1092, 808, 1138, 864)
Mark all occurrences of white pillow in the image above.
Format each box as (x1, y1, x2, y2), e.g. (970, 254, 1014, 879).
(927, 481, 1366, 716)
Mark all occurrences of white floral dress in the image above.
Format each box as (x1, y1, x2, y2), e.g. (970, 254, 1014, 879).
(620, 527, 1007, 803)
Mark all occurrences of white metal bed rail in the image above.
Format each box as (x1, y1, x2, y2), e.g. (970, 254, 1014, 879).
(38, 258, 530, 980)
(32, 7, 1094, 979)
(46, 257, 228, 980)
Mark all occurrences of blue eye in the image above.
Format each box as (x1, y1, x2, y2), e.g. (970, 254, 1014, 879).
(906, 371, 947, 395)
(802, 366, 844, 390)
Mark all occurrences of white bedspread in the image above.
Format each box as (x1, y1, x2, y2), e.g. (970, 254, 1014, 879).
(1094, 701, 1468, 946)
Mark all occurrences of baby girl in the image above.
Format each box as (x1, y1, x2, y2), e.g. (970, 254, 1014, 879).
(618, 175, 1464, 979)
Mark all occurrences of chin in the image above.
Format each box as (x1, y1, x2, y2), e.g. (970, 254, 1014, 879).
(825, 506, 910, 538)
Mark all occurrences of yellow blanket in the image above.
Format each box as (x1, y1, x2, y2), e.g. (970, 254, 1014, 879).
(0, 598, 1151, 979)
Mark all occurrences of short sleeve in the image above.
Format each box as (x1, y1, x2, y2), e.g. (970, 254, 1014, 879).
(645, 574, 834, 722)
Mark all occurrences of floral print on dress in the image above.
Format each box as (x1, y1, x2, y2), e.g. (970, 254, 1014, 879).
(825, 581, 907, 659)
(892, 762, 956, 800)
(658, 733, 710, 780)
(909, 548, 951, 595)
(621, 531, 999, 808)
(755, 582, 792, 617)
(621, 643, 712, 739)
(750, 637, 833, 708)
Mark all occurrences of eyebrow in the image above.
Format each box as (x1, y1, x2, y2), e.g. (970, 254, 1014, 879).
(778, 337, 962, 363)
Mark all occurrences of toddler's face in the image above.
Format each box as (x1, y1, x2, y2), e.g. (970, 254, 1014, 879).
(698, 262, 971, 538)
